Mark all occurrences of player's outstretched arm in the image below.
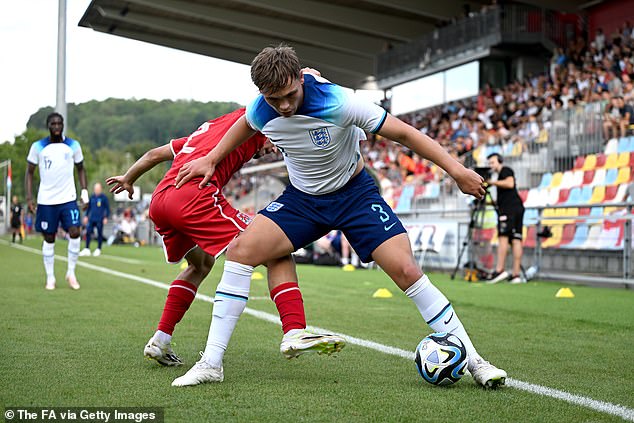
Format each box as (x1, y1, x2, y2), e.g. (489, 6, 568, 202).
(377, 114, 486, 199)
(106, 144, 173, 200)
(175, 115, 255, 189)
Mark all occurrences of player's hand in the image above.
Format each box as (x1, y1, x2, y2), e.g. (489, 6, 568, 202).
(83, 216, 88, 225)
(175, 156, 216, 189)
(103, 217, 108, 225)
(106, 175, 135, 200)
(26, 198, 35, 214)
(301, 67, 321, 77)
(454, 168, 486, 200)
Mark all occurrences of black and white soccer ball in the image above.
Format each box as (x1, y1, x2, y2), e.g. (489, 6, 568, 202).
(414, 332, 468, 386)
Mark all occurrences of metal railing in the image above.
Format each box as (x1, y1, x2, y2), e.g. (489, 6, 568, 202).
(377, 4, 578, 81)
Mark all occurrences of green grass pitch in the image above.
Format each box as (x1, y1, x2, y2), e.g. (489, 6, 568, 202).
(1, 238, 633, 422)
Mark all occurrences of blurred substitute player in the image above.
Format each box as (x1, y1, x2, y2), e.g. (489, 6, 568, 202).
(173, 45, 507, 388)
(26, 112, 88, 290)
(80, 182, 111, 257)
(107, 107, 344, 371)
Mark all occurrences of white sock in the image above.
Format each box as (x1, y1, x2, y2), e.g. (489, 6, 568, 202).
(203, 261, 253, 368)
(341, 257, 350, 265)
(42, 241, 56, 280)
(405, 274, 477, 358)
(154, 330, 172, 345)
(67, 237, 80, 275)
(351, 253, 359, 267)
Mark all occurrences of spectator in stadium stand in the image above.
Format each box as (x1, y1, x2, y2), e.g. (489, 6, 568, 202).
(485, 153, 525, 285)
(604, 96, 632, 139)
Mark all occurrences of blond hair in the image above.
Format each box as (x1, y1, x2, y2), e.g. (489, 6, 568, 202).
(251, 44, 302, 95)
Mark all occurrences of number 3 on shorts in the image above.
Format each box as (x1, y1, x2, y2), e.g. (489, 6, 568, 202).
(371, 204, 390, 223)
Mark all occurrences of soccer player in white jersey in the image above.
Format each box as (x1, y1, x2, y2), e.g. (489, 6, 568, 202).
(26, 112, 88, 290)
(173, 45, 507, 388)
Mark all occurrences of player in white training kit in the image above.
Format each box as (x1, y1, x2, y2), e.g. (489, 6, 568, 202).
(26, 112, 88, 290)
(174, 46, 507, 388)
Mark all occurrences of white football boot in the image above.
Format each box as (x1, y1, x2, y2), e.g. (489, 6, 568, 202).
(66, 273, 80, 290)
(92, 248, 101, 257)
(280, 330, 346, 359)
(79, 248, 91, 257)
(45, 277, 56, 290)
(144, 336, 183, 367)
(172, 353, 223, 387)
(468, 355, 507, 388)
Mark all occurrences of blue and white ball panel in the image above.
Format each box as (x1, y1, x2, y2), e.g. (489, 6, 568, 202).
(35, 201, 81, 234)
(258, 169, 405, 262)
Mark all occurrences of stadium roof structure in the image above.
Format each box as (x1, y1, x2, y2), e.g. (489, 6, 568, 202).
(79, 0, 592, 90)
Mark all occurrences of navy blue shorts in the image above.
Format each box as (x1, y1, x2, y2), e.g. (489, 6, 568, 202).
(35, 201, 81, 234)
(259, 169, 406, 262)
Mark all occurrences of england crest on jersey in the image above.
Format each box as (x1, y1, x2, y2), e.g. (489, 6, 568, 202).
(309, 127, 331, 148)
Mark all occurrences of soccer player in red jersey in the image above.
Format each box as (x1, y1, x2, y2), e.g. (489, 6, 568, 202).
(107, 107, 344, 375)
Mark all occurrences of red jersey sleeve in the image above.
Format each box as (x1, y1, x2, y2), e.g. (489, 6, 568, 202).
(169, 137, 188, 156)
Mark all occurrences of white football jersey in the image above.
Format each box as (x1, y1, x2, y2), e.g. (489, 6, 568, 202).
(27, 137, 84, 205)
(246, 74, 387, 194)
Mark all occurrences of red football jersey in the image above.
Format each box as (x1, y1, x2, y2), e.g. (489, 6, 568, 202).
(154, 108, 266, 193)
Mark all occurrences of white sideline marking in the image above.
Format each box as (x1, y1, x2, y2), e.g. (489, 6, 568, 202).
(5, 241, 634, 422)
(96, 253, 145, 265)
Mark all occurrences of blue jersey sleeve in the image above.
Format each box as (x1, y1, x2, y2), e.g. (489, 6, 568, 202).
(246, 97, 279, 132)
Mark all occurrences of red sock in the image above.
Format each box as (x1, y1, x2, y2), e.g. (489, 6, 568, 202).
(157, 280, 198, 335)
(270, 282, 306, 333)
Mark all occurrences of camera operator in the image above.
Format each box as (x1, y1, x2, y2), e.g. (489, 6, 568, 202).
(486, 153, 525, 284)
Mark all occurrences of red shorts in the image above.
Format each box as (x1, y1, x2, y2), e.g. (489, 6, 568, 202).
(149, 183, 251, 263)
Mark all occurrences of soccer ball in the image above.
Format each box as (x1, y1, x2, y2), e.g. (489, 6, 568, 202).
(414, 332, 468, 386)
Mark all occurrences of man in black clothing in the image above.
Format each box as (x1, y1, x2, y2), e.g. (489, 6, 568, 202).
(10, 196, 23, 243)
(486, 153, 525, 284)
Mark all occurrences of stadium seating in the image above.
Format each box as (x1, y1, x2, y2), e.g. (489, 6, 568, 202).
(605, 168, 618, 185)
(615, 166, 631, 185)
(605, 138, 618, 155)
(595, 153, 607, 168)
(616, 137, 630, 153)
(604, 184, 619, 202)
(549, 172, 563, 188)
(546, 188, 560, 205)
(587, 206, 604, 224)
(573, 156, 585, 170)
(579, 185, 593, 204)
(580, 154, 594, 170)
(538, 173, 552, 190)
(563, 224, 589, 249)
(617, 152, 630, 167)
(559, 224, 576, 247)
(557, 188, 571, 204)
(565, 186, 582, 205)
(591, 168, 606, 186)
(581, 224, 603, 249)
(598, 219, 625, 249)
(571, 170, 584, 186)
(395, 185, 415, 212)
(559, 170, 575, 189)
(588, 185, 606, 204)
(604, 153, 619, 169)
(541, 224, 563, 248)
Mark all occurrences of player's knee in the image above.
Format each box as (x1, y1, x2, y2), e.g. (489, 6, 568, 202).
(391, 261, 423, 287)
(226, 237, 258, 265)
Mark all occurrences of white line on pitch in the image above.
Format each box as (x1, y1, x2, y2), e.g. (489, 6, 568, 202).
(4, 241, 634, 422)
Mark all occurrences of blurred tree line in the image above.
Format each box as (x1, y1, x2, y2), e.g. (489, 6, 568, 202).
(1, 98, 241, 202)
